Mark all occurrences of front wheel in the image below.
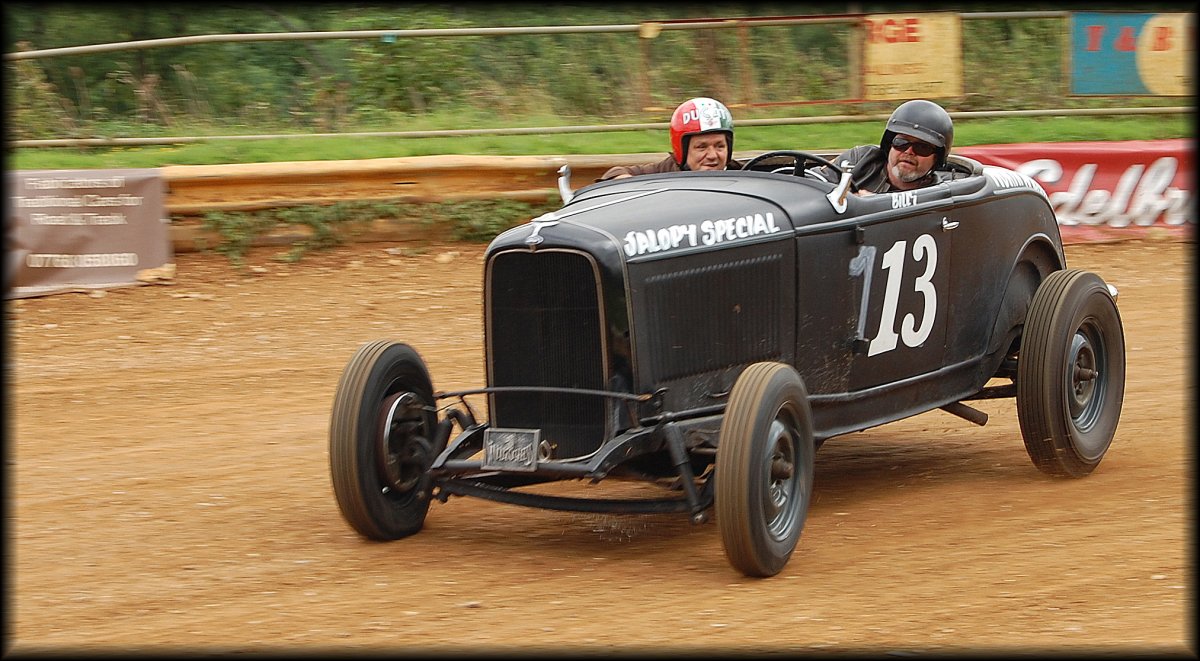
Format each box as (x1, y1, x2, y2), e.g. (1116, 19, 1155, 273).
(716, 363, 815, 577)
(1017, 270, 1125, 478)
(329, 340, 437, 539)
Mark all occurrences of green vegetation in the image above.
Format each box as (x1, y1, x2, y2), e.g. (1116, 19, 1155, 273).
(198, 197, 562, 265)
(6, 4, 1191, 170)
(6, 113, 1191, 171)
(6, 4, 1191, 146)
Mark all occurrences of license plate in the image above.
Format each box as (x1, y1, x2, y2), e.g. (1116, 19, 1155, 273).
(482, 428, 540, 471)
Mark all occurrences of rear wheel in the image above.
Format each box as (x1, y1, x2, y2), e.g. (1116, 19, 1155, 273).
(329, 340, 437, 539)
(1017, 270, 1125, 477)
(716, 363, 815, 577)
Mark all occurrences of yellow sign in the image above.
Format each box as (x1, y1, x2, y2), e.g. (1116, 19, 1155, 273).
(1136, 13, 1193, 96)
(862, 13, 963, 101)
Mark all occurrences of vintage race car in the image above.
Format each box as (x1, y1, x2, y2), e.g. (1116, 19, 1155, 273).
(328, 151, 1126, 577)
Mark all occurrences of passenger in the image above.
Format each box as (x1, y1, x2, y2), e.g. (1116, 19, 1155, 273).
(818, 99, 954, 196)
(599, 97, 743, 180)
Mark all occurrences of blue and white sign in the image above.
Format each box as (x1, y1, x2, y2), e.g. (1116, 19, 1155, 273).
(1070, 12, 1193, 96)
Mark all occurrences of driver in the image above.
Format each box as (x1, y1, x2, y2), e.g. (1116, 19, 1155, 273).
(817, 99, 954, 195)
(599, 97, 743, 180)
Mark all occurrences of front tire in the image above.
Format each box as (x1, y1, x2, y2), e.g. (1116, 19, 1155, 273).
(329, 340, 437, 539)
(716, 363, 815, 577)
(1017, 270, 1125, 477)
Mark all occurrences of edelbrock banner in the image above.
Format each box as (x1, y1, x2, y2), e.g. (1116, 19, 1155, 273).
(956, 139, 1194, 243)
(6, 168, 174, 299)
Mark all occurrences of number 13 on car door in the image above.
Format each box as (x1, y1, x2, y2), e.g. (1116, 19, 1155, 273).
(848, 217, 950, 390)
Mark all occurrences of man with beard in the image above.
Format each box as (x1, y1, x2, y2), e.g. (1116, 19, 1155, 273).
(818, 99, 954, 196)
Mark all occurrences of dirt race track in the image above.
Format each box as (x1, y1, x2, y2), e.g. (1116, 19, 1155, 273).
(8, 236, 1194, 656)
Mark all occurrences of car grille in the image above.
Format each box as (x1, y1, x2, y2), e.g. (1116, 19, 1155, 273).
(486, 249, 607, 459)
(642, 253, 785, 381)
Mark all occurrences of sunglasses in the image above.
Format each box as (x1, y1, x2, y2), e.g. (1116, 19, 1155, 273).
(891, 136, 937, 157)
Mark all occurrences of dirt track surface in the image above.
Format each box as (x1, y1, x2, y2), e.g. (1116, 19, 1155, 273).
(8, 237, 1193, 656)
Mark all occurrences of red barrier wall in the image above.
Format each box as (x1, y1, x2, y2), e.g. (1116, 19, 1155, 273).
(956, 139, 1194, 244)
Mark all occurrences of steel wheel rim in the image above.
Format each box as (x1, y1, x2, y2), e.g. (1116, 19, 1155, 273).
(377, 391, 431, 496)
(1067, 321, 1106, 429)
(763, 414, 801, 540)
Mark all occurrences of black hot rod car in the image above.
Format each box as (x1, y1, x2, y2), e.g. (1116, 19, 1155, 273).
(329, 151, 1125, 577)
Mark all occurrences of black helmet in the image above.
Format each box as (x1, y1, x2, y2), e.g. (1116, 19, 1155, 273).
(880, 99, 954, 168)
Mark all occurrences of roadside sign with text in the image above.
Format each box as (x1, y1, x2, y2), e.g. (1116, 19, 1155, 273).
(862, 12, 963, 101)
(1070, 12, 1194, 96)
(6, 168, 173, 299)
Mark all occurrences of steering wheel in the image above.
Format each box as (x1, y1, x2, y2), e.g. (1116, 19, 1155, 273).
(942, 158, 978, 177)
(741, 150, 855, 190)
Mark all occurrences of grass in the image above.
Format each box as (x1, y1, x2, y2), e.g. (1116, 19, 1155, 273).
(7, 114, 1192, 170)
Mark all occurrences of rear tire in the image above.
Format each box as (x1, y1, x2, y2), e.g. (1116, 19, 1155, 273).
(716, 363, 815, 577)
(329, 340, 436, 539)
(1017, 270, 1125, 477)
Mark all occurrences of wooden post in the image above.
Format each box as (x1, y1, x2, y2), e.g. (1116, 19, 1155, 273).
(848, 7, 864, 101)
(638, 22, 661, 112)
(737, 21, 755, 107)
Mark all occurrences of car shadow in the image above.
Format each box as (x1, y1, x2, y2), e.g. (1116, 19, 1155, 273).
(414, 418, 1039, 567)
(809, 423, 1038, 512)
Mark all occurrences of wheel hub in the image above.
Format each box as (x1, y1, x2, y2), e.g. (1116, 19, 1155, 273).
(765, 418, 798, 538)
(1068, 330, 1100, 422)
(377, 392, 432, 494)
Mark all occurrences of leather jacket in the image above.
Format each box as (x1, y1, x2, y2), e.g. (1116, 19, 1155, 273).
(816, 145, 936, 193)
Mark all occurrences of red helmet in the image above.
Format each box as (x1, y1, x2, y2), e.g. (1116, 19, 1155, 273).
(669, 97, 734, 168)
